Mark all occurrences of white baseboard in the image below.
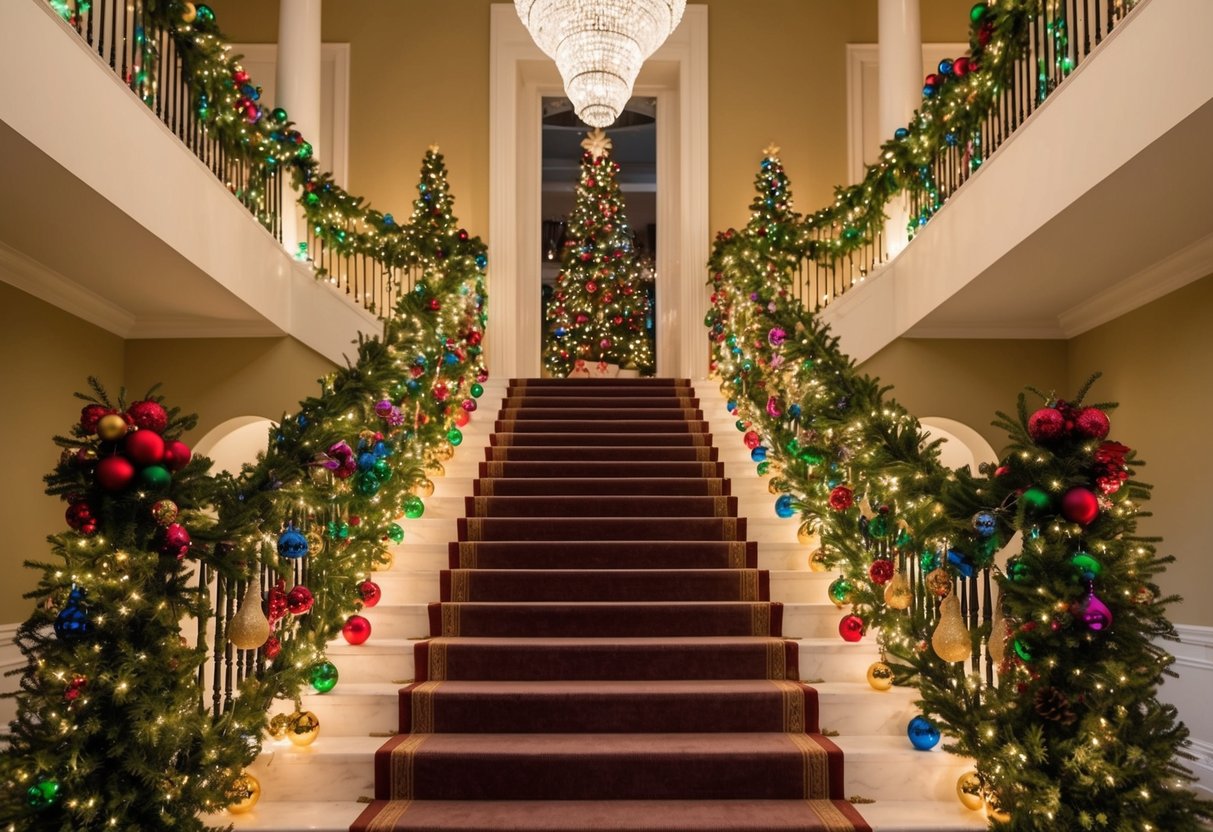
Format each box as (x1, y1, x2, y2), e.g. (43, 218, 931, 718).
(1163, 623, 1213, 795)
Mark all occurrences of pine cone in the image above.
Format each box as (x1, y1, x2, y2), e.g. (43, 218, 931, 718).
(1033, 687, 1077, 725)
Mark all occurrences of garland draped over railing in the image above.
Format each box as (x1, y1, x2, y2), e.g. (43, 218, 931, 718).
(704, 0, 1212, 825)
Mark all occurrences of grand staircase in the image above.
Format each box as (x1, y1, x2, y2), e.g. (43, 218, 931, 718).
(236, 378, 984, 832)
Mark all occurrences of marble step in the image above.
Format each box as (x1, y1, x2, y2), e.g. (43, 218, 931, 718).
(216, 799, 988, 831)
(293, 680, 920, 739)
(245, 733, 974, 804)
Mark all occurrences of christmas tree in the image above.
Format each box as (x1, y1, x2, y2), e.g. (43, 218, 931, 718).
(0, 383, 246, 830)
(543, 128, 654, 377)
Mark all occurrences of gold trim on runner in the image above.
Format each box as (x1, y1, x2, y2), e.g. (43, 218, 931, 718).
(751, 603, 771, 635)
(706, 479, 722, 496)
(690, 432, 707, 446)
(442, 604, 461, 637)
(714, 496, 731, 517)
(787, 732, 831, 798)
(473, 497, 489, 517)
(739, 569, 759, 601)
(450, 571, 470, 602)
(499, 420, 515, 432)
(721, 518, 737, 539)
(464, 519, 482, 542)
(487, 462, 505, 478)
(696, 447, 713, 461)
(389, 734, 431, 799)
(771, 680, 806, 733)
(458, 542, 477, 569)
(806, 800, 860, 832)
(728, 542, 747, 568)
(479, 479, 495, 496)
(365, 800, 413, 831)
(766, 640, 787, 680)
(702, 462, 719, 477)
(427, 640, 448, 680)
(690, 422, 707, 433)
(410, 681, 442, 733)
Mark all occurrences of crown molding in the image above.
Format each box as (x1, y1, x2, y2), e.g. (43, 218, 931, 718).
(1058, 232, 1213, 337)
(0, 242, 135, 337)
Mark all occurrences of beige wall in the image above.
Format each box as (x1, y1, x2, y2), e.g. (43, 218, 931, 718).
(207, 0, 974, 241)
(859, 338, 1071, 454)
(124, 338, 336, 445)
(0, 284, 125, 618)
(1067, 274, 1213, 627)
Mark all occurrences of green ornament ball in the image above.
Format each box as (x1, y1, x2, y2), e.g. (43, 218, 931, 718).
(970, 3, 987, 23)
(271, 106, 288, 124)
(403, 495, 425, 519)
(1070, 552, 1102, 579)
(785, 438, 801, 454)
(920, 549, 939, 572)
(828, 576, 855, 607)
(867, 515, 890, 539)
(798, 449, 824, 465)
(26, 779, 60, 810)
(1021, 487, 1051, 512)
(734, 420, 747, 432)
(354, 470, 381, 497)
(309, 660, 339, 694)
(470, 383, 484, 398)
(1012, 637, 1032, 662)
(138, 464, 172, 490)
(195, 4, 215, 23)
(386, 523, 405, 544)
(447, 428, 464, 447)
(756, 461, 770, 476)
(372, 459, 393, 482)
(297, 142, 313, 160)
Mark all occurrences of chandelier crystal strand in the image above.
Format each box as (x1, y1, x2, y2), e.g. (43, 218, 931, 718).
(515, 0, 687, 127)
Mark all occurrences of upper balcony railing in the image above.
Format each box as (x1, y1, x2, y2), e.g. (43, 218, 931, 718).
(790, 0, 1139, 311)
(45, 0, 419, 319)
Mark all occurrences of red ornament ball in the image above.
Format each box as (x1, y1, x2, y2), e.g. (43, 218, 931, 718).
(127, 400, 169, 434)
(96, 456, 136, 491)
(1027, 407, 1067, 443)
(287, 585, 315, 615)
(342, 614, 372, 645)
(869, 558, 895, 585)
(65, 501, 94, 532)
(124, 430, 166, 466)
(159, 523, 192, 559)
(454, 410, 470, 427)
(743, 431, 762, 450)
(828, 485, 855, 512)
(162, 440, 192, 472)
(263, 635, 282, 661)
(1074, 407, 1110, 440)
(839, 613, 865, 643)
(80, 404, 111, 434)
(266, 580, 289, 624)
(358, 580, 382, 608)
(427, 299, 441, 311)
(1061, 487, 1100, 526)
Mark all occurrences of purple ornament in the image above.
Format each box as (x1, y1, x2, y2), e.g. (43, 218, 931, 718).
(1081, 589, 1112, 632)
(461, 399, 477, 412)
(766, 396, 782, 418)
(385, 407, 405, 427)
(325, 440, 357, 479)
(768, 327, 786, 346)
(374, 399, 394, 416)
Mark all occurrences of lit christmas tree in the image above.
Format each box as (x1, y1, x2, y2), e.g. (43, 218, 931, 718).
(543, 128, 654, 377)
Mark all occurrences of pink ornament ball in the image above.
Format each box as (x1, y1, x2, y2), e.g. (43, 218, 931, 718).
(342, 614, 372, 645)
(127, 400, 169, 433)
(1074, 407, 1110, 440)
(162, 440, 192, 472)
(1027, 407, 1067, 443)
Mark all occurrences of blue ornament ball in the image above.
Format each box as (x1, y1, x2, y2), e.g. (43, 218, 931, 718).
(277, 526, 309, 559)
(894, 127, 910, 139)
(750, 447, 768, 463)
(907, 715, 941, 751)
(787, 403, 802, 419)
(475, 253, 489, 270)
(54, 587, 91, 641)
(774, 495, 796, 519)
(938, 58, 954, 75)
(357, 452, 377, 472)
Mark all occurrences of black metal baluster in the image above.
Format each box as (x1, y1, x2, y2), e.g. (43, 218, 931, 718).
(982, 569, 994, 686)
(222, 580, 236, 713)
(210, 574, 225, 717)
(196, 561, 209, 710)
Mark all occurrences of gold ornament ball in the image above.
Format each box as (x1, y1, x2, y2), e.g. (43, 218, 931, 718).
(181, 2, 197, 23)
(225, 772, 261, 814)
(434, 445, 455, 462)
(796, 526, 814, 545)
(97, 414, 129, 441)
(305, 527, 325, 554)
(956, 771, 984, 811)
(866, 661, 894, 692)
(985, 792, 1011, 824)
(767, 480, 782, 496)
(288, 710, 321, 746)
(414, 479, 435, 498)
(427, 461, 446, 478)
(807, 548, 830, 572)
(267, 712, 291, 740)
(925, 568, 953, 598)
(373, 549, 395, 572)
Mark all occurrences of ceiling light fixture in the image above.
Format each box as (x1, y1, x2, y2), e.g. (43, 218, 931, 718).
(514, 0, 686, 128)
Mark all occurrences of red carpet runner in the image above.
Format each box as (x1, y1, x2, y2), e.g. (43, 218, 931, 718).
(352, 378, 870, 832)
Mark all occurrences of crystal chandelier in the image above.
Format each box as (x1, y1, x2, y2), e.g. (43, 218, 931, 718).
(515, 0, 686, 127)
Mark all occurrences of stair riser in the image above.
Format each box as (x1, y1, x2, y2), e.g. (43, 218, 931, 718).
(843, 751, 977, 803)
(428, 602, 784, 638)
(326, 649, 416, 685)
(783, 605, 848, 640)
(439, 570, 769, 603)
(361, 604, 430, 639)
(247, 751, 374, 803)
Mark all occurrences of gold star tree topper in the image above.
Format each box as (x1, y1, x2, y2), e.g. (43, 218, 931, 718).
(763, 142, 781, 158)
(581, 129, 613, 159)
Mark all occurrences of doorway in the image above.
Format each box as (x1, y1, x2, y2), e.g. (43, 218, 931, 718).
(488, 4, 709, 381)
(540, 97, 658, 376)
